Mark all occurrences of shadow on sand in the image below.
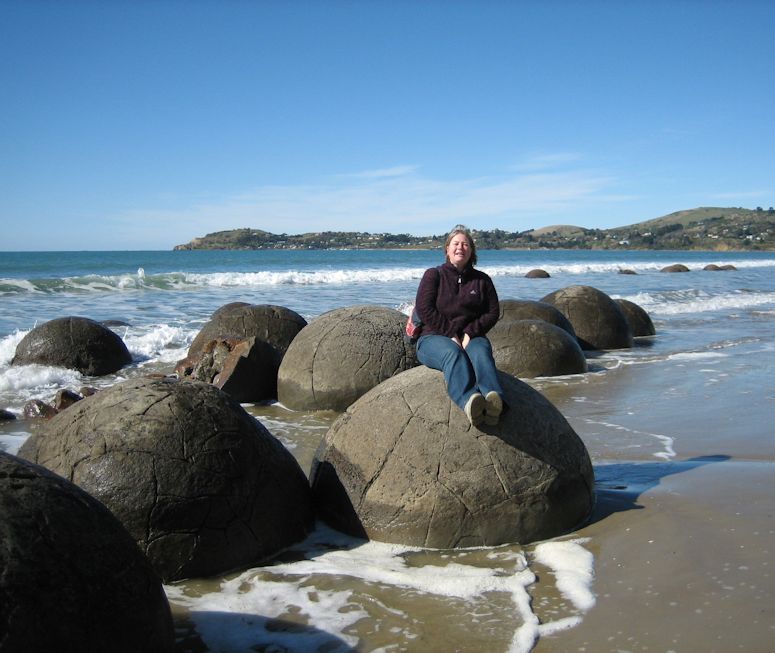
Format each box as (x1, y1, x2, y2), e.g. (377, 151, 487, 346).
(590, 454, 730, 523)
(174, 610, 357, 653)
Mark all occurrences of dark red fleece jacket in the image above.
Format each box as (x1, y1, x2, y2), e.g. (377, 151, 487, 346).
(414, 262, 500, 339)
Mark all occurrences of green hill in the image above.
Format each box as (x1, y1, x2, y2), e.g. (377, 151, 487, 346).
(174, 206, 775, 251)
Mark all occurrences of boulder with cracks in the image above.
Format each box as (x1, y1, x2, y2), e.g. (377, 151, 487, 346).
(278, 305, 418, 411)
(18, 377, 314, 582)
(310, 366, 594, 548)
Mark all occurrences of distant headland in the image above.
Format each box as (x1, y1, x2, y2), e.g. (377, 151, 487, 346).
(174, 206, 775, 251)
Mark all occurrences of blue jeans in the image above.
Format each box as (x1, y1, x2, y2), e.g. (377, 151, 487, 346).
(416, 335, 504, 411)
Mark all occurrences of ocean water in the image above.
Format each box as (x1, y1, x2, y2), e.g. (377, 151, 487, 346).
(2, 247, 774, 652)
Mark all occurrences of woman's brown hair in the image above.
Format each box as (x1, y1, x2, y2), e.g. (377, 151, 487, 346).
(444, 224, 477, 266)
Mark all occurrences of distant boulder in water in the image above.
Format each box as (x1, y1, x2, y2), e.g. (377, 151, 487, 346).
(660, 264, 690, 273)
(12, 316, 132, 375)
(525, 268, 551, 278)
(541, 285, 633, 351)
(615, 299, 656, 337)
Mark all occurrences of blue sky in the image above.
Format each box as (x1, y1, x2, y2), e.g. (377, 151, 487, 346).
(2, 0, 774, 251)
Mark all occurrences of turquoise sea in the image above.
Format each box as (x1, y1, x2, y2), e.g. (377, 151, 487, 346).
(2, 247, 775, 652)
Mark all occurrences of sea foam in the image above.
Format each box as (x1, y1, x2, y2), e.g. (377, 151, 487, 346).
(166, 524, 595, 653)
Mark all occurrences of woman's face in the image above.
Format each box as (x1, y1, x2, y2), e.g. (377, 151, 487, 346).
(446, 233, 472, 269)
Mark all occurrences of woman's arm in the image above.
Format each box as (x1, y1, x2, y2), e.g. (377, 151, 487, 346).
(462, 273, 500, 339)
(415, 267, 455, 337)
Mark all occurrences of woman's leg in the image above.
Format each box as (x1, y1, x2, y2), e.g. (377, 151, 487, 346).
(464, 337, 504, 396)
(416, 335, 477, 410)
(465, 337, 505, 424)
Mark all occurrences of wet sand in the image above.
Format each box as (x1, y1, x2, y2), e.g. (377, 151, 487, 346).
(530, 332, 775, 652)
(540, 459, 774, 652)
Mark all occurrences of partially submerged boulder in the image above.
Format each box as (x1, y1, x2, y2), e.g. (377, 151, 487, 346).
(310, 366, 594, 547)
(498, 299, 577, 339)
(615, 298, 656, 337)
(278, 305, 417, 411)
(490, 319, 588, 377)
(525, 268, 550, 278)
(0, 451, 174, 652)
(12, 316, 132, 375)
(540, 285, 633, 350)
(661, 263, 690, 273)
(177, 303, 307, 401)
(19, 377, 314, 582)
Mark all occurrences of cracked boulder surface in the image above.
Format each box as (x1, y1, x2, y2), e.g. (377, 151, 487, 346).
(0, 451, 174, 652)
(11, 315, 132, 375)
(18, 377, 314, 582)
(178, 336, 273, 403)
(615, 298, 656, 337)
(310, 366, 594, 548)
(540, 285, 634, 351)
(490, 319, 588, 378)
(277, 305, 418, 412)
(177, 303, 307, 400)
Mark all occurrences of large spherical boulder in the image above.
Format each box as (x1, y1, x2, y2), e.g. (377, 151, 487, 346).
(498, 299, 577, 339)
(540, 285, 633, 350)
(0, 451, 174, 652)
(310, 366, 594, 547)
(19, 377, 314, 582)
(615, 298, 656, 337)
(278, 305, 418, 412)
(11, 316, 132, 375)
(490, 319, 588, 378)
(525, 268, 550, 278)
(177, 303, 307, 400)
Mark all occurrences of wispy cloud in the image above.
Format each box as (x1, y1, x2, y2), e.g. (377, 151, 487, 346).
(344, 165, 420, 179)
(110, 162, 628, 247)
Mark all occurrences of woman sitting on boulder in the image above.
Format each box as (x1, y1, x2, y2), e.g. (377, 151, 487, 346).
(414, 225, 505, 426)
